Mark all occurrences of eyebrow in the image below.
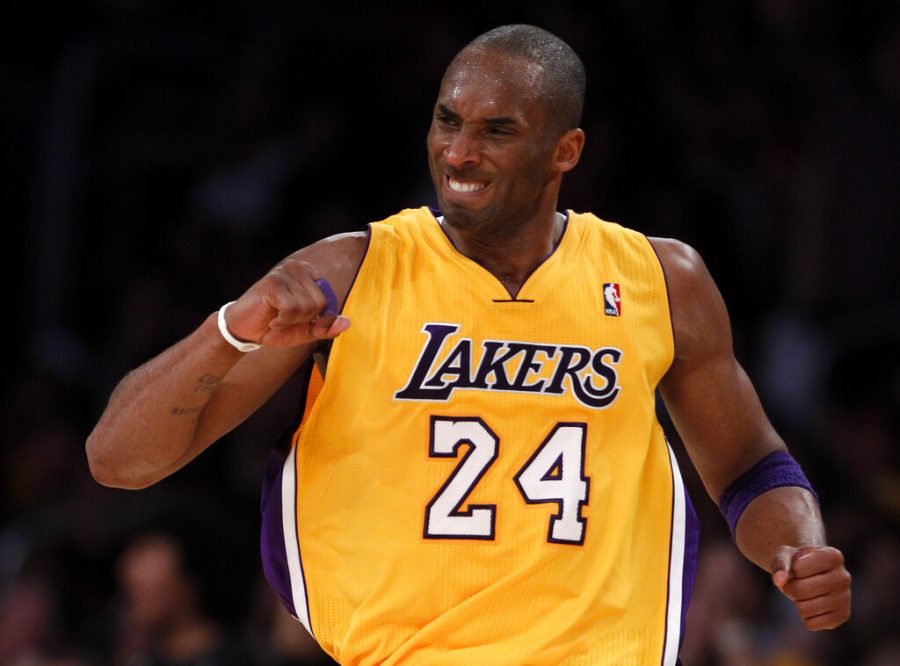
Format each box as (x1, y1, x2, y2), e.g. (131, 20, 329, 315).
(436, 104, 519, 127)
(436, 105, 460, 122)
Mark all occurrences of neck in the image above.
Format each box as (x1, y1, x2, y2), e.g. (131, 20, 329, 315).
(442, 209, 565, 298)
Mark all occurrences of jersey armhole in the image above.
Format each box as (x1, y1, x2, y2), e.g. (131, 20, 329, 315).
(644, 235, 676, 371)
(314, 226, 373, 373)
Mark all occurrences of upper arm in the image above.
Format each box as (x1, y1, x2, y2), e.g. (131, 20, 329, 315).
(651, 237, 785, 500)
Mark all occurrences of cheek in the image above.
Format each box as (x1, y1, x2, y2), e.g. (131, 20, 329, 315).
(426, 153, 442, 188)
(426, 126, 447, 154)
(524, 145, 557, 184)
(426, 137, 444, 172)
(507, 153, 552, 191)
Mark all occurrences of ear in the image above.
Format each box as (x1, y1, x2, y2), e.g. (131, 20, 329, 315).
(553, 128, 585, 174)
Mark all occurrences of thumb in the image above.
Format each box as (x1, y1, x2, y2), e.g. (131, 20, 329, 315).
(309, 314, 352, 340)
(771, 545, 798, 592)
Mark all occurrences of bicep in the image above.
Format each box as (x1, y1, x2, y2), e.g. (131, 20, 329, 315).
(660, 353, 784, 500)
(652, 237, 784, 499)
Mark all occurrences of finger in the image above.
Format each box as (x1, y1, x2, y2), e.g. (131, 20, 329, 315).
(798, 595, 852, 631)
(782, 566, 852, 603)
(795, 590, 844, 619)
(791, 546, 845, 579)
(314, 278, 339, 316)
(260, 314, 351, 347)
(267, 261, 328, 328)
(271, 263, 323, 324)
(272, 261, 340, 325)
(310, 314, 351, 339)
(804, 607, 852, 631)
(299, 279, 342, 338)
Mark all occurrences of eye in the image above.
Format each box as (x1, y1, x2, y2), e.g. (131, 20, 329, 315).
(436, 114, 459, 129)
(486, 126, 513, 137)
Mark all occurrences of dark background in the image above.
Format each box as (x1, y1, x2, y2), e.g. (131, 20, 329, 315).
(2, 1, 899, 664)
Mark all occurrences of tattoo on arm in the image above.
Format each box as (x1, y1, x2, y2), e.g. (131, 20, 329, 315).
(171, 406, 202, 416)
(194, 374, 223, 394)
(171, 375, 222, 415)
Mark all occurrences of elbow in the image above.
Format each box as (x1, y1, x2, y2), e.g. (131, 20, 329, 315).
(85, 432, 158, 490)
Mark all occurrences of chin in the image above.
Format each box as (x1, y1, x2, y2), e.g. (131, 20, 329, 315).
(437, 198, 485, 230)
(440, 208, 483, 231)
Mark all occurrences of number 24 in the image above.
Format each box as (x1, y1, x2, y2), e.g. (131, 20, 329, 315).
(425, 417, 590, 545)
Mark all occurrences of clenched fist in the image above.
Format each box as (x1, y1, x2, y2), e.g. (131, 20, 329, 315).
(222, 258, 350, 348)
(771, 545, 851, 630)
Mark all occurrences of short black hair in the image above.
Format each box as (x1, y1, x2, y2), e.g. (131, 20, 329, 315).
(461, 24, 586, 133)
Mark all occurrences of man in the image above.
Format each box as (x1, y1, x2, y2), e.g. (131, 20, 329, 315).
(114, 516, 263, 666)
(87, 24, 851, 665)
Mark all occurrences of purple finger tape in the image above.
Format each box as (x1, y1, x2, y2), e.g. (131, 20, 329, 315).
(314, 278, 339, 316)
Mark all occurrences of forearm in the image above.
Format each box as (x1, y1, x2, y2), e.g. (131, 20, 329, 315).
(733, 485, 825, 572)
(86, 312, 244, 489)
(654, 238, 849, 627)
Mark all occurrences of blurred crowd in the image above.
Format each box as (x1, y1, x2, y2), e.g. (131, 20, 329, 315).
(1, 1, 899, 664)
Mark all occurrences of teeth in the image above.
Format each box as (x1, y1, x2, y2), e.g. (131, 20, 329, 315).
(448, 178, 486, 193)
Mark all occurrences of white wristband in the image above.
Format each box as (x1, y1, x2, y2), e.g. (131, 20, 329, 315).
(217, 301, 262, 352)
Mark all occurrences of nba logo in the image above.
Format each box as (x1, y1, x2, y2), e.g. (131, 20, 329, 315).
(603, 283, 621, 316)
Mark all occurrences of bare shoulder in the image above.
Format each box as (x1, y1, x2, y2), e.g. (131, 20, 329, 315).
(648, 236, 732, 361)
(647, 236, 704, 284)
(286, 231, 369, 307)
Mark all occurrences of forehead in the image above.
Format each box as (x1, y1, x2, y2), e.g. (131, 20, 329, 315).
(437, 49, 547, 120)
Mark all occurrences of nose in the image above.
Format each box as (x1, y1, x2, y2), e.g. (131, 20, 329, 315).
(444, 128, 481, 169)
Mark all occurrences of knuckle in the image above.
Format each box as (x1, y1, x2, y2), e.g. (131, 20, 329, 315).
(282, 257, 315, 278)
(779, 579, 798, 597)
(804, 612, 833, 631)
(261, 269, 293, 293)
(797, 599, 820, 616)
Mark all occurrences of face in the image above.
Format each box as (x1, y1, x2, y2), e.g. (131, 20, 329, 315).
(118, 535, 193, 635)
(427, 49, 570, 233)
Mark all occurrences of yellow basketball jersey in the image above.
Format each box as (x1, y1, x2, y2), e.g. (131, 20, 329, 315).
(261, 207, 698, 665)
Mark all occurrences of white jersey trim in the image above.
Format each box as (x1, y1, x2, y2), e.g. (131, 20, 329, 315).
(282, 443, 314, 636)
(662, 442, 686, 666)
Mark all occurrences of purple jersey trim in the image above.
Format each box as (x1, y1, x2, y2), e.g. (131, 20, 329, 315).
(342, 226, 372, 316)
(260, 444, 297, 618)
(645, 235, 676, 372)
(680, 484, 700, 646)
(260, 361, 318, 622)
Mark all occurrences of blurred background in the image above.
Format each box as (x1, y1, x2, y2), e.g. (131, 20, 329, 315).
(1, 1, 899, 664)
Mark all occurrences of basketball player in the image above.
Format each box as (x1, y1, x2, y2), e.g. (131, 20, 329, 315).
(87, 25, 851, 664)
